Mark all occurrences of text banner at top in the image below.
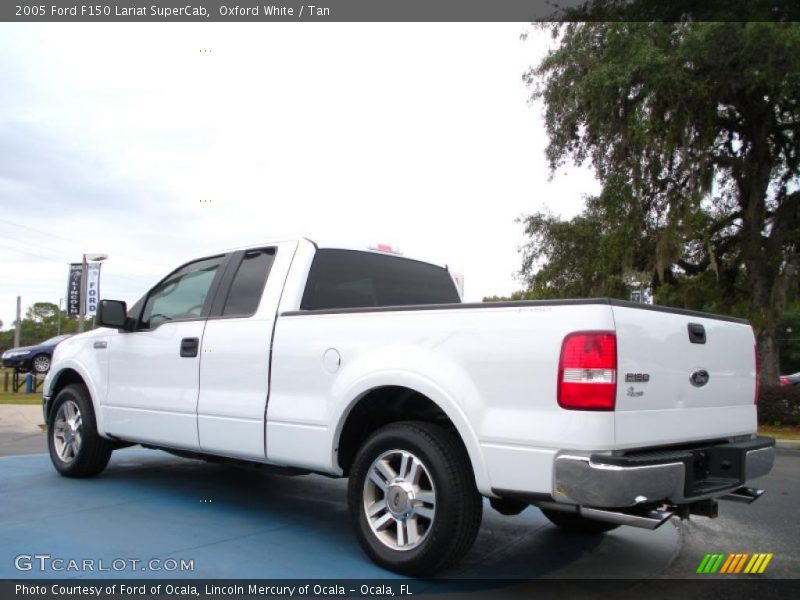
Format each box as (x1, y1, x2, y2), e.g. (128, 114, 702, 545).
(3, 0, 799, 23)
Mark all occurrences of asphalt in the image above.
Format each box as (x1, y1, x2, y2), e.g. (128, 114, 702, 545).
(0, 405, 796, 580)
(0, 404, 46, 456)
(660, 447, 800, 579)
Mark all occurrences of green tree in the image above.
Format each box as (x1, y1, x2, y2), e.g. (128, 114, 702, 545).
(0, 303, 94, 354)
(777, 304, 800, 375)
(518, 179, 655, 300)
(21, 302, 59, 343)
(523, 21, 800, 384)
(26, 302, 58, 324)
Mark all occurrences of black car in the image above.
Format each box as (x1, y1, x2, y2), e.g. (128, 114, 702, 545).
(1, 334, 72, 374)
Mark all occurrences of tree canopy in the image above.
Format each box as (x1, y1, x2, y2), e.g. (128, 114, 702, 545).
(0, 304, 91, 352)
(520, 21, 800, 383)
(26, 302, 58, 324)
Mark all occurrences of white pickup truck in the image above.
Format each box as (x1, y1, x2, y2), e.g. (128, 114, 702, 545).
(43, 238, 775, 575)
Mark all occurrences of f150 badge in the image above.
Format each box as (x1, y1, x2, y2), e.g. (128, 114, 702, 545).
(625, 373, 649, 397)
(625, 373, 650, 383)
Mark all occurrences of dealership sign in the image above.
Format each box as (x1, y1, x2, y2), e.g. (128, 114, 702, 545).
(85, 263, 102, 317)
(66, 262, 102, 317)
(66, 263, 82, 317)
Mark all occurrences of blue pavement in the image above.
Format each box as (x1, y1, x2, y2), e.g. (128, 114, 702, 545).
(0, 448, 679, 579)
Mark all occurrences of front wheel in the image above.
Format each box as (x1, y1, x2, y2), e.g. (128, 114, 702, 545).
(48, 384, 113, 478)
(32, 354, 51, 374)
(347, 422, 482, 576)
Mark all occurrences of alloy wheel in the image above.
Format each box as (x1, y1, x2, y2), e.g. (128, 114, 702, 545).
(52, 399, 83, 463)
(362, 449, 437, 551)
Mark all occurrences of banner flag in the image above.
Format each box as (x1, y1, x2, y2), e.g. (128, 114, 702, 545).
(66, 263, 82, 317)
(86, 263, 102, 317)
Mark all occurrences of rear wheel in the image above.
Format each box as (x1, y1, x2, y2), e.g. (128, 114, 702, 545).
(541, 508, 620, 534)
(348, 422, 482, 576)
(48, 384, 113, 478)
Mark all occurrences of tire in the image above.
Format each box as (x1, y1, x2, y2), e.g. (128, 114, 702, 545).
(47, 383, 113, 478)
(347, 421, 482, 576)
(541, 508, 620, 534)
(32, 354, 51, 374)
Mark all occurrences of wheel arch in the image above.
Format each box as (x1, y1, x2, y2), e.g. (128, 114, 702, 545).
(333, 378, 490, 495)
(47, 365, 105, 435)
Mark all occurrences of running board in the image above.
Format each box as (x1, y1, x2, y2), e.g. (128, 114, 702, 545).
(537, 501, 675, 530)
(719, 486, 765, 504)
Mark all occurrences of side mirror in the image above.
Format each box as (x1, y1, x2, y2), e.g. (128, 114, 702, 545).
(97, 299, 130, 331)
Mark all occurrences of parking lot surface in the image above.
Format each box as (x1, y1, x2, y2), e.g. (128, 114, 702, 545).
(0, 405, 796, 580)
(1, 447, 679, 579)
(0, 404, 45, 456)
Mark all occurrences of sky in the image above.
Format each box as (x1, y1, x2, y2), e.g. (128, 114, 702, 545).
(0, 22, 600, 330)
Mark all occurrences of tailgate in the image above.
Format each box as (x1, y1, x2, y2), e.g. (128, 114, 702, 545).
(612, 305, 758, 449)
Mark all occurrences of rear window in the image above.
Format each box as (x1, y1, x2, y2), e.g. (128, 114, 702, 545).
(301, 249, 460, 310)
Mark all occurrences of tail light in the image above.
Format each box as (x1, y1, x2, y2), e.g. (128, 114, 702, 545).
(557, 331, 617, 411)
(754, 345, 760, 404)
(780, 376, 789, 386)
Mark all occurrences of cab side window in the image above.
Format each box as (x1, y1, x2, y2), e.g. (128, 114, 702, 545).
(140, 256, 224, 329)
(221, 248, 276, 317)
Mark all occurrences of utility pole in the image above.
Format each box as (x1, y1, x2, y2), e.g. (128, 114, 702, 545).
(13, 296, 21, 348)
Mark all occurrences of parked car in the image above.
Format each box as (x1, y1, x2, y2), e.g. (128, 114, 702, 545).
(2, 334, 72, 374)
(779, 372, 800, 386)
(42, 239, 774, 576)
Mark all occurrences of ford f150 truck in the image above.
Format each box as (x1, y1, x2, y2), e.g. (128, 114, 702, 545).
(43, 238, 775, 575)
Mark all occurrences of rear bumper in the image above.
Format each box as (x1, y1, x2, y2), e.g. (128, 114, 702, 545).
(553, 436, 775, 508)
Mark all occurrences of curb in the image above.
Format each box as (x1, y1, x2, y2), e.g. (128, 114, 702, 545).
(774, 438, 800, 450)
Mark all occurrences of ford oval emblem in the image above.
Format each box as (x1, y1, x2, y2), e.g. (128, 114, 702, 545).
(690, 369, 710, 387)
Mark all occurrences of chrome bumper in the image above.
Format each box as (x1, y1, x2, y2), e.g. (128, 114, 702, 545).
(553, 437, 775, 508)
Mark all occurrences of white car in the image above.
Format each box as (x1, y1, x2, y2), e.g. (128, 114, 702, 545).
(43, 238, 775, 575)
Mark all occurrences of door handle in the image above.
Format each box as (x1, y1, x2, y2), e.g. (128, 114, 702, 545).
(180, 337, 199, 357)
(688, 323, 706, 344)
